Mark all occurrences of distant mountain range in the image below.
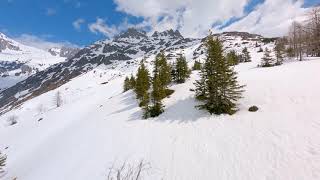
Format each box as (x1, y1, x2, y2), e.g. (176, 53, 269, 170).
(0, 28, 273, 113)
(0, 32, 79, 91)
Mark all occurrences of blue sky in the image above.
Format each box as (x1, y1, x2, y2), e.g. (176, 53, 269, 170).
(0, 0, 318, 48)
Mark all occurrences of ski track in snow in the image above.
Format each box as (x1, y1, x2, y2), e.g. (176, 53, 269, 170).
(0, 48, 320, 179)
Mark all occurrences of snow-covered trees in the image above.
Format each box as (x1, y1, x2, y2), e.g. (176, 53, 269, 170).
(173, 54, 190, 83)
(260, 48, 275, 67)
(275, 39, 285, 65)
(194, 34, 245, 115)
(0, 151, 6, 175)
(240, 47, 251, 62)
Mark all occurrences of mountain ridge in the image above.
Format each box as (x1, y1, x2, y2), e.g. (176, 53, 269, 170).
(0, 29, 271, 113)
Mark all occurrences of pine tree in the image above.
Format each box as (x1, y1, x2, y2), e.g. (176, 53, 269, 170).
(129, 74, 136, 89)
(123, 76, 131, 92)
(154, 52, 172, 88)
(194, 34, 245, 115)
(149, 75, 164, 117)
(192, 60, 202, 70)
(241, 47, 251, 62)
(226, 50, 239, 66)
(260, 48, 274, 67)
(194, 67, 206, 100)
(0, 151, 6, 174)
(275, 41, 285, 65)
(154, 52, 173, 99)
(135, 61, 150, 106)
(174, 54, 190, 83)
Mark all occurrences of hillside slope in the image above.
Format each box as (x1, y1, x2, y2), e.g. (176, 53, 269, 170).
(0, 32, 78, 91)
(0, 43, 319, 180)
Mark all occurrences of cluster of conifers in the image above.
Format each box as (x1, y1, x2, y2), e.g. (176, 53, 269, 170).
(124, 33, 246, 118)
(124, 50, 191, 118)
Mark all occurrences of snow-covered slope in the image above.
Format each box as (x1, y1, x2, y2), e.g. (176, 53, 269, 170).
(0, 41, 319, 180)
(0, 32, 70, 91)
(0, 28, 200, 112)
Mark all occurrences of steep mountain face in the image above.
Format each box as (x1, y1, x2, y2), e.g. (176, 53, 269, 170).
(0, 33, 21, 52)
(0, 29, 271, 113)
(0, 32, 73, 91)
(48, 46, 80, 59)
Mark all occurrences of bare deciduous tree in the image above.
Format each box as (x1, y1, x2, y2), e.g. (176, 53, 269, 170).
(37, 104, 46, 114)
(0, 151, 7, 176)
(7, 115, 18, 126)
(106, 160, 152, 180)
(287, 6, 320, 59)
(54, 91, 63, 108)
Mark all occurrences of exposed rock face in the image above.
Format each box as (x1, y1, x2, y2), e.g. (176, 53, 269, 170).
(48, 47, 80, 59)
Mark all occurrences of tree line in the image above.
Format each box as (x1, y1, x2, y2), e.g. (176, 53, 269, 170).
(286, 6, 320, 61)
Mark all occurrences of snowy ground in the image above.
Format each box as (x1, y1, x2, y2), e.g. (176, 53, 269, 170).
(0, 52, 320, 179)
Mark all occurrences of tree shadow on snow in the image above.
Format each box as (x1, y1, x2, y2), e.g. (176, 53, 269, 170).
(107, 91, 140, 116)
(155, 96, 209, 123)
(108, 91, 210, 123)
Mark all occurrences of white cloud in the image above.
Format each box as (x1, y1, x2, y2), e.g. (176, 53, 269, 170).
(110, 0, 312, 38)
(46, 8, 56, 16)
(88, 18, 121, 38)
(73, 18, 85, 31)
(88, 17, 148, 38)
(13, 34, 79, 50)
(113, 0, 249, 37)
(222, 0, 309, 37)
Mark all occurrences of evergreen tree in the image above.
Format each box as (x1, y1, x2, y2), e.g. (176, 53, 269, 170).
(0, 151, 6, 174)
(154, 52, 172, 88)
(153, 52, 173, 99)
(135, 61, 150, 106)
(129, 74, 136, 89)
(241, 47, 251, 62)
(123, 76, 131, 92)
(194, 34, 245, 115)
(174, 54, 190, 83)
(226, 50, 239, 66)
(260, 48, 274, 67)
(149, 75, 164, 117)
(275, 42, 285, 65)
(194, 67, 206, 100)
(192, 60, 202, 70)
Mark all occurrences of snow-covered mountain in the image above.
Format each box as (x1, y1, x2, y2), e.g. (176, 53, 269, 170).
(0, 28, 201, 111)
(0, 32, 78, 91)
(0, 27, 319, 180)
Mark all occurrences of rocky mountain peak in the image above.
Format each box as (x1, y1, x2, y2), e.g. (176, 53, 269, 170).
(115, 28, 147, 41)
(152, 29, 183, 39)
